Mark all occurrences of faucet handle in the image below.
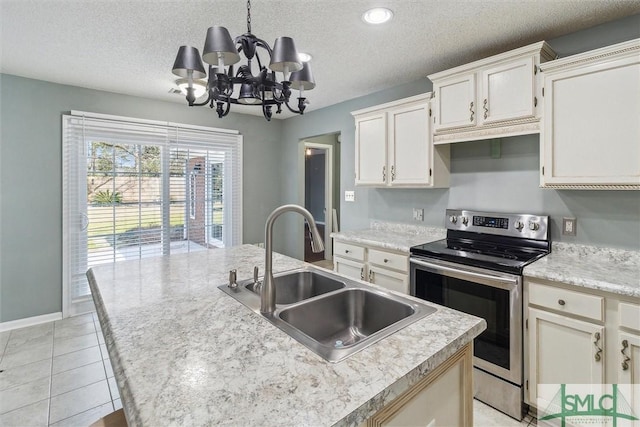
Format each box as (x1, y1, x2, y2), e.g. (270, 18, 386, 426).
(228, 269, 237, 289)
(253, 266, 259, 283)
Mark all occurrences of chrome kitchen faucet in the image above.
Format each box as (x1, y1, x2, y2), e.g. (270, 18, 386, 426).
(261, 204, 324, 314)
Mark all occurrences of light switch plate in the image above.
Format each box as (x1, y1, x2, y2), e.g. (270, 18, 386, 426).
(562, 217, 577, 236)
(413, 208, 424, 221)
(344, 190, 355, 202)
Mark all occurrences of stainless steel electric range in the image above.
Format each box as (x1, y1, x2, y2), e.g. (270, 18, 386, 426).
(409, 209, 550, 420)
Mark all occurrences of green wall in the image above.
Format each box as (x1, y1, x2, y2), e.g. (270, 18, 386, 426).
(277, 14, 640, 258)
(0, 75, 283, 322)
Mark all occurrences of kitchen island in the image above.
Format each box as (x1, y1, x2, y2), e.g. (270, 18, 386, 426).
(87, 244, 485, 426)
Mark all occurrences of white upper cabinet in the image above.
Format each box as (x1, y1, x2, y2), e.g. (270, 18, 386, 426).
(540, 38, 640, 190)
(352, 93, 450, 188)
(388, 102, 431, 185)
(433, 74, 477, 131)
(429, 41, 556, 144)
(354, 112, 387, 186)
(480, 56, 535, 124)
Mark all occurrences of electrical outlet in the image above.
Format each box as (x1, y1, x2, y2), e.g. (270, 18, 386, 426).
(413, 208, 424, 221)
(562, 217, 577, 236)
(344, 190, 355, 202)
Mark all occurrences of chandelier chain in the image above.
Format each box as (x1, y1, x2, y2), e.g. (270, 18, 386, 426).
(246, 0, 251, 33)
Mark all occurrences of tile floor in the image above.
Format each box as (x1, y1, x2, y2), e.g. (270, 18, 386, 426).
(1, 314, 537, 426)
(0, 313, 120, 427)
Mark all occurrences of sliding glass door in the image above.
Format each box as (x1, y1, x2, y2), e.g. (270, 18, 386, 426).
(63, 113, 242, 316)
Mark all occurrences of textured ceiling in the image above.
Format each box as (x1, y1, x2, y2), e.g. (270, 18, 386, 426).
(1, 0, 639, 119)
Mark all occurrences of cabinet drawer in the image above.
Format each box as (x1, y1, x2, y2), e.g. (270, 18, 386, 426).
(529, 282, 604, 321)
(333, 241, 365, 261)
(368, 249, 408, 273)
(619, 302, 640, 332)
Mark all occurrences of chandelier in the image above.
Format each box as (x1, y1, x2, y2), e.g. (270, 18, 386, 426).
(171, 0, 315, 121)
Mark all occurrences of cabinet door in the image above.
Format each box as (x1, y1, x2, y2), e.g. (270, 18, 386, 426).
(618, 331, 640, 427)
(433, 74, 476, 131)
(334, 256, 365, 282)
(528, 308, 605, 407)
(542, 55, 640, 187)
(366, 343, 473, 427)
(355, 112, 388, 185)
(480, 56, 535, 124)
(368, 265, 408, 294)
(388, 102, 432, 186)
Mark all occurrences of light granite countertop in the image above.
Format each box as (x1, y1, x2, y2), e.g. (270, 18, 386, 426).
(87, 244, 485, 427)
(524, 242, 640, 298)
(331, 221, 446, 253)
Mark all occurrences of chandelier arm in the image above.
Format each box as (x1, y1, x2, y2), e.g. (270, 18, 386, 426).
(284, 97, 307, 114)
(189, 91, 213, 107)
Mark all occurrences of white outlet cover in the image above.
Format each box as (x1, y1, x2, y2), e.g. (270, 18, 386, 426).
(413, 208, 424, 221)
(345, 190, 355, 202)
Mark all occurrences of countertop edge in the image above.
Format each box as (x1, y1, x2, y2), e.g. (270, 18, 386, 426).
(87, 268, 142, 427)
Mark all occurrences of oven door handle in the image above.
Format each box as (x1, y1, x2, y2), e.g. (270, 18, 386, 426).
(410, 257, 519, 287)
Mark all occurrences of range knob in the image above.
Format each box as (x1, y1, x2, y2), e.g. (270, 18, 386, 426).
(529, 222, 540, 231)
(461, 216, 469, 226)
(515, 220, 524, 231)
(449, 215, 458, 224)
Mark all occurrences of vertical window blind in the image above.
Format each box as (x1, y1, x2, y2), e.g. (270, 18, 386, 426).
(62, 112, 243, 315)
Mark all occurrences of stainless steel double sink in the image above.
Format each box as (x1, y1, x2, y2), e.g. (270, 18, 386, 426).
(219, 266, 437, 362)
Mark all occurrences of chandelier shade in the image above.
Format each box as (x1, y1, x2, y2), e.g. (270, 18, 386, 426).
(170, 0, 315, 121)
(269, 37, 303, 73)
(202, 26, 241, 66)
(289, 62, 316, 91)
(172, 46, 207, 79)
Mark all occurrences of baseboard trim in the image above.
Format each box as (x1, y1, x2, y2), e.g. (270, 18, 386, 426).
(0, 312, 63, 332)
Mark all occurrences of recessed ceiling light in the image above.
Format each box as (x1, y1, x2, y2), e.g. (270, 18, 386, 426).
(298, 52, 312, 62)
(175, 79, 207, 98)
(362, 7, 394, 25)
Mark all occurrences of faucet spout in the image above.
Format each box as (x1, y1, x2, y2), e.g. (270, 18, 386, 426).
(261, 204, 324, 315)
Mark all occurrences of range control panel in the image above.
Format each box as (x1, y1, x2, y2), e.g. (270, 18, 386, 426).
(446, 209, 549, 240)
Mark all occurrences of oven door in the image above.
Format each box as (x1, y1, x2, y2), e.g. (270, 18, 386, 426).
(410, 256, 522, 385)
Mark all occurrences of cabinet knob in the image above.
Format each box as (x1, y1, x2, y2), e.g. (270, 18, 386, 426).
(558, 299, 565, 306)
(383, 258, 389, 263)
(345, 249, 350, 254)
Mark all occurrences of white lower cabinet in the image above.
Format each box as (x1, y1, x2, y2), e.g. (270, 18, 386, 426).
(362, 343, 473, 427)
(333, 239, 409, 294)
(528, 307, 605, 405)
(526, 278, 640, 421)
(368, 265, 408, 295)
(334, 256, 365, 281)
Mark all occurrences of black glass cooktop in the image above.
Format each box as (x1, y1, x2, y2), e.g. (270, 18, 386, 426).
(410, 231, 550, 274)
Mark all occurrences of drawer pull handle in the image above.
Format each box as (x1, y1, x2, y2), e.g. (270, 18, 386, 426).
(622, 340, 630, 371)
(558, 299, 566, 306)
(483, 98, 488, 119)
(369, 270, 375, 283)
(360, 267, 364, 281)
(469, 101, 474, 122)
(383, 259, 389, 263)
(593, 332, 602, 362)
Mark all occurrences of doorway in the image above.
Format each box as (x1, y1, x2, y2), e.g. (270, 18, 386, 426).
(301, 133, 340, 265)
